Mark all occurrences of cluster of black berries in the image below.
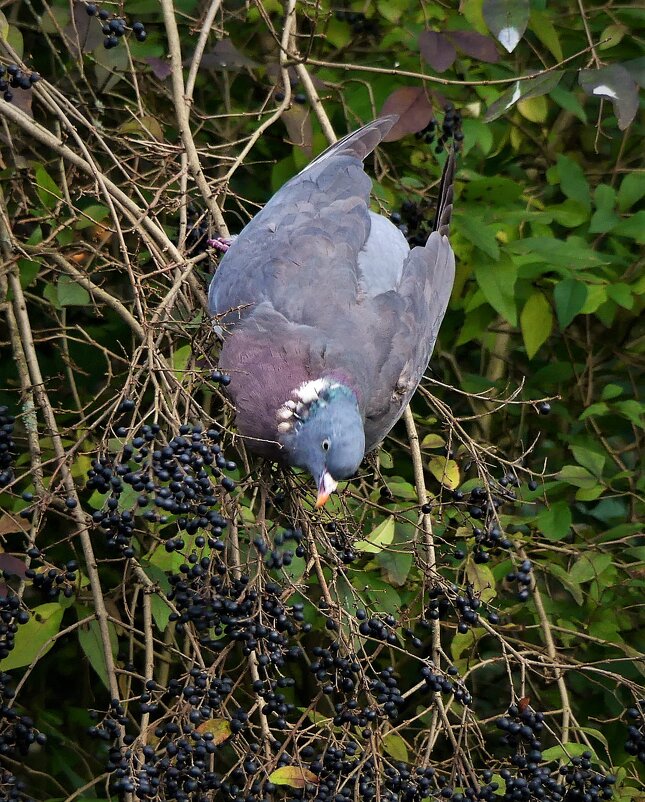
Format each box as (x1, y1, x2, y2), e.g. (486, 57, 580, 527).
(493, 704, 615, 802)
(326, 522, 356, 564)
(506, 559, 533, 602)
(87, 698, 128, 742)
(0, 406, 15, 488)
(390, 201, 430, 247)
(420, 663, 472, 705)
(417, 103, 464, 153)
(625, 700, 645, 763)
(168, 573, 302, 669)
(0, 596, 29, 660)
(23, 557, 77, 602)
(274, 89, 307, 104)
(87, 421, 236, 557)
(0, 65, 40, 104)
(357, 609, 399, 644)
(0, 672, 46, 765)
(334, 9, 379, 36)
(424, 582, 486, 634)
(253, 527, 303, 569)
(86, 4, 147, 48)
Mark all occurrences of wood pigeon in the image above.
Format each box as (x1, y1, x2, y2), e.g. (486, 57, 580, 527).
(208, 115, 455, 505)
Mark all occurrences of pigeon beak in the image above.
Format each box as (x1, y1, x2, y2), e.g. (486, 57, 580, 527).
(315, 470, 338, 508)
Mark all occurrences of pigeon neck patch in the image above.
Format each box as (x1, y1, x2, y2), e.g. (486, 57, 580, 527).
(276, 378, 348, 435)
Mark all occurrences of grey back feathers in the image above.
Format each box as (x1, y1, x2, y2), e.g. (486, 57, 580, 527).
(209, 116, 456, 464)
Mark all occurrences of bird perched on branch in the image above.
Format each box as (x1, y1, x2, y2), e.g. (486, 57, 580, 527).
(208, 115, 455, 506)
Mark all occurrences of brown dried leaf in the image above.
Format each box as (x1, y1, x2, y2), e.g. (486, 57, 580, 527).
(0, 514, 30, 537)
(446, 30, 500, 63)
(380, 87, 433, 141)
(418, 31, 456, 73)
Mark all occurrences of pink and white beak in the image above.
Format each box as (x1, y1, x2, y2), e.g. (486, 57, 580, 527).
(315, 470, 338, 508)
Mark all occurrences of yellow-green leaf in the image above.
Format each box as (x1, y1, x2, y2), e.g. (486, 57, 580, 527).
(383, 731, 409, 762)
(465, 558, 497, 601)
(428, 456, 460, 490)
(268, 767, 318, 788)
(598, 24, 626, 50)
(520, 291, 553, 359)
(355, 516, 395, 554)
(421, 433, 445, 449)
(196, 718, 232, 745)
(0, 602, 65, 670)
(0, 11, 9, 40)
(517, 95, 548, 123)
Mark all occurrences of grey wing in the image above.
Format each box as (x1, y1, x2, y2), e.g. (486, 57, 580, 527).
(363, 152, 456, 450)
(208, 116, 399, 326)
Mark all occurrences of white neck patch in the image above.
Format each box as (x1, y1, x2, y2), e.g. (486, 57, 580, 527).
(276, 378, 341, 434)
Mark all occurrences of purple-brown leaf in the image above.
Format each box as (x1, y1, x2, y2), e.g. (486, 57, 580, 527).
(380, 87, 434, 141)
(200, 39, 259, 71)
(447, 30, 500, 63)
(418, 31, 457, 73)
(281, 106, 313, 156)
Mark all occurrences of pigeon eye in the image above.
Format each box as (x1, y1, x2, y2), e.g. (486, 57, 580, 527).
(321, 439, 331, 451)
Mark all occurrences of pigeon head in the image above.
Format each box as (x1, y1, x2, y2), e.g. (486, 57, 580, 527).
(277, 380, 365, 506)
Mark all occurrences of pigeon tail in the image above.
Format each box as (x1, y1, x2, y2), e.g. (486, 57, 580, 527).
(432, 150, 455, 238)
(299, 115, 399, 176)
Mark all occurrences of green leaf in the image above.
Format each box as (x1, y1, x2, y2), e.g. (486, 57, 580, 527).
(484, 71, 562, 121)
(529, 10, 563, 61)
(542, 743, 597, 762)
(617, 173, 645, 211)
(454, 213, 500, 259)
(569, 553, 613, 585)
(550, 86, 587, 123)
(0, 10, 8, 40)
(542, 563, 583, 605)
(474, 254, 517, 325)
(615, 400, 645, 429)
(383, 731, 409, 762)
(34, 164, 62, 210)
(570, 445, 605, 477)
(57, 275, 91, 307)
(589, 184, 619, 233)
(549, 199, 589, 228)
(556, 464, 598, 488)
(18, 258, 40, 288)
(355, 516, 395, 554)
(598, 23, 626, 50)
(0, 603, 65, 670)
(554, 278, 588, 328)
(612, 211, 645, 244)
(537, 501, 572, 541)
(77, 617, 119, 690)
(556, 155, 590, 210)
(482, 0, 529, 52)
(520, 291, 553, 359)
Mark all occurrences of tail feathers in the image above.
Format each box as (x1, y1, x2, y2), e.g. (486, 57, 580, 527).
(299, 115, 399, 175)
(432, 150, 455, 237)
